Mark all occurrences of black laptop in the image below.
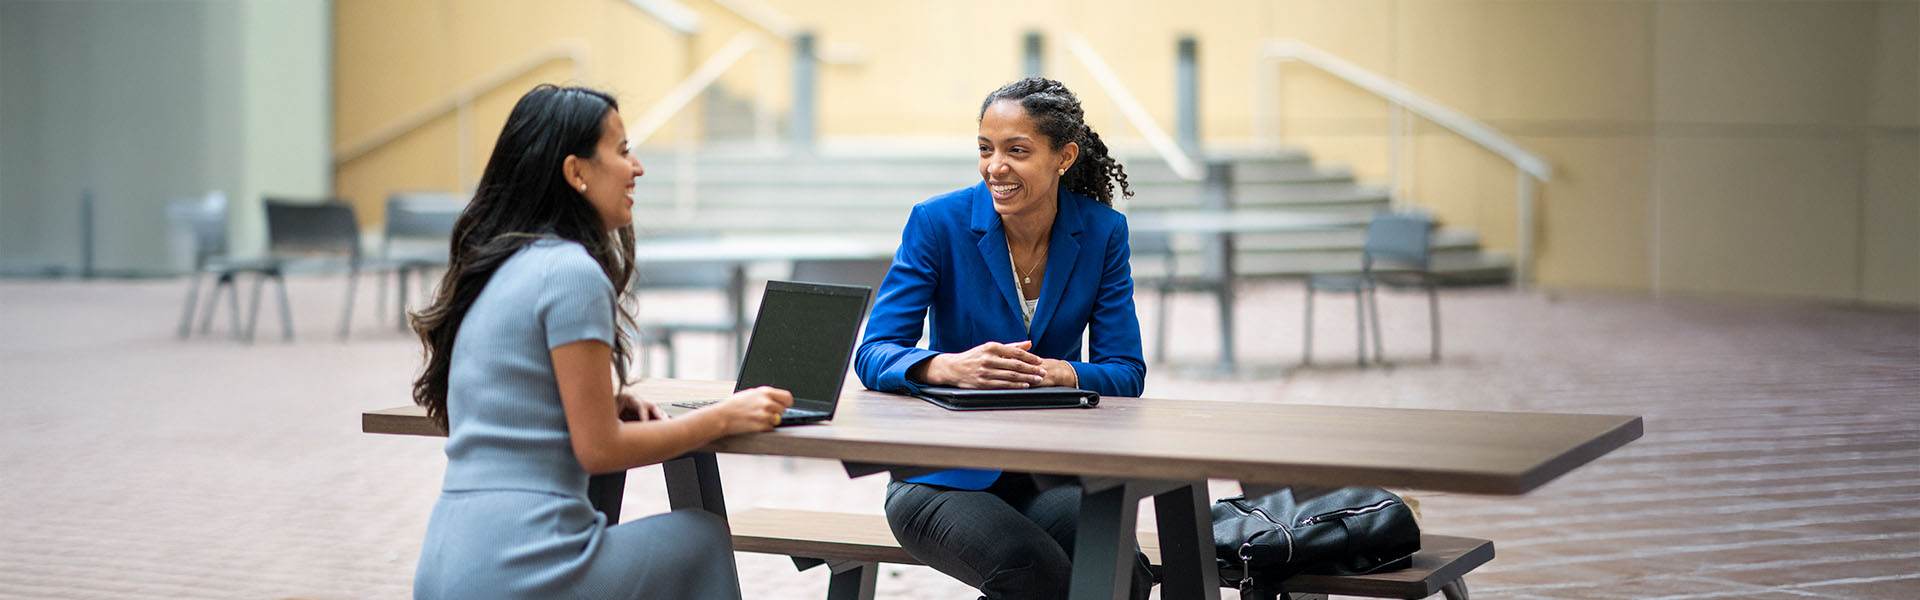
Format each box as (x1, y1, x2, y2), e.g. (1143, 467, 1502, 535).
(667, 280, 872, 426)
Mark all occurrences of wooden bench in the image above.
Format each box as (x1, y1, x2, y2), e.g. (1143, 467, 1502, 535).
(729, 508, 1488, 600)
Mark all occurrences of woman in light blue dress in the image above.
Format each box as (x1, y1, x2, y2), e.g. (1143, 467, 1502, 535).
(408, 84, 793, 600)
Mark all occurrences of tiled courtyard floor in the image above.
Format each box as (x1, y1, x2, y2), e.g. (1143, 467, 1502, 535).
(2, 276, 1915, 599)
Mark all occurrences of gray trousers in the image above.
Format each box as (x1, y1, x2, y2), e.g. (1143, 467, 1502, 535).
(885, 474, 1154, 600)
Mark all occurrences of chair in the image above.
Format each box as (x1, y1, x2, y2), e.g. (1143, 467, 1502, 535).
(375, 192, 464, 331)
(1303, 211, 1439, 367)
(630, 250, 742, 378)
(789, 257, 892, 312)
(1130, 230, 1226, 365)
(169, 192, 246, 339)
(251, 198, 363, 342)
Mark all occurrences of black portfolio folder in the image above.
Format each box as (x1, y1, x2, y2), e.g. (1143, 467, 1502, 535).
(912, 386, 1100, 411)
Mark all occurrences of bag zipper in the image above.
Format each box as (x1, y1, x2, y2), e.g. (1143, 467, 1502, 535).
(1226, 498, 1296, 565)
(1298, 498, 1400, 526)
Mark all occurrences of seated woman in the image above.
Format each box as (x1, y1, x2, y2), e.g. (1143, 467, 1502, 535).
(854, 77, 1151, 599)
(409, 84, 792, 600)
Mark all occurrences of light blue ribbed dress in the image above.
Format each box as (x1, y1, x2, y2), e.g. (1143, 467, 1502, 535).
(414, 239, 740, 600)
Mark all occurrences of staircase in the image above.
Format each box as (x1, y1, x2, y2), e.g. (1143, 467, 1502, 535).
(629, 147, 1512, 285)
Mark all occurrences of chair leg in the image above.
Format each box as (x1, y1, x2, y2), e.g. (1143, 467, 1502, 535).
(1301, 285, 1314, 365)
(201, 273, 230, 335)
(1428, 282, 1441, 362)
(177, 271, 204, 339)
(245, 273, 267, 343)
(339, 264, 359, 340)
(1366, 286, 1384, 365)
(374, 264, 389, 325)
(223, 275, 243, 339)
(1353, 290, 1367, 367)
(396, 267, 412, 333)
(274, 272, 294, 342)
(664, 335, 678, 379)
(1154, 284, 1170, 365)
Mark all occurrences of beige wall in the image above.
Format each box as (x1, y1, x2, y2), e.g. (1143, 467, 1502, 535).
(335, 0, 1919, 306)
(1266, 0, 1917, 306)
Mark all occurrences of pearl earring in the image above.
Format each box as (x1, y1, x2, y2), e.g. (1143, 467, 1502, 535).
(1058, 168, 1067, 175)
(580, 184, 588, 192)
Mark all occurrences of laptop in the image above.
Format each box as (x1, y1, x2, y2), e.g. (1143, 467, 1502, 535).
(665, 280, 872, 426)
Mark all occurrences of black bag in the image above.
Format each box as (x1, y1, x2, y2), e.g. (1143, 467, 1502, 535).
(1211, 487, 1421, 594)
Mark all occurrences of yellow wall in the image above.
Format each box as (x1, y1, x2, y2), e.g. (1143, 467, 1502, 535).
(1265, 0, 1917, 306)
(335, 0, 1919, 306)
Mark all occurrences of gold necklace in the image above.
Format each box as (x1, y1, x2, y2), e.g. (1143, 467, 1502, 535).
(1016, 242, 1048, 285)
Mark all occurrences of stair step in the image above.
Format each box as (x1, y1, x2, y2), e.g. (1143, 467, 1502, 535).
(1139, 250, 1511, 285)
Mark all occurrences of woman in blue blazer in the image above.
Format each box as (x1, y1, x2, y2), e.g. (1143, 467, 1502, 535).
(854, 77, 1151, 599)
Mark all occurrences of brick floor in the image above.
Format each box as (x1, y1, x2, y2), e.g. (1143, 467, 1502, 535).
(1, 276, 1914, 599)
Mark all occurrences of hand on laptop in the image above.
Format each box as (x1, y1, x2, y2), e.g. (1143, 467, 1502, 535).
(616, 392, 668, 422)
(706, 386, 794, 435)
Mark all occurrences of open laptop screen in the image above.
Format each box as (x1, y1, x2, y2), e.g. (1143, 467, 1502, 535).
(732, 280, 871, 413)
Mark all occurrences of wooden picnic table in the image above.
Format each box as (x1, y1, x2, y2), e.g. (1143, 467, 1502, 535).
(367, 379, 1640, 600)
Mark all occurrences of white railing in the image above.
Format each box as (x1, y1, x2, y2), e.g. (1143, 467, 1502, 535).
(333, 40, 591, 188)
(710, 0, 865, 64)
(627, 32, 761, 144)
(1261, 38, 1553, 286)
(623, 0, 701, 34)
(1062, 33, 1203, 184)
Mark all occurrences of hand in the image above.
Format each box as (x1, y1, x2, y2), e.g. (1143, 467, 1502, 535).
(616, 391, 667, 422)
(706, 386, 793, 435)
(927, 341, 1047, 389)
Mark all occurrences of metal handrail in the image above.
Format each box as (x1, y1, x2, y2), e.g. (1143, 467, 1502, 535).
(624, 0, 701, 34)
(1264, 39, 1549, 179)
(710, 0, 865, 64)
(1062, 33, 1202, 182)
(1262, 37, 1552, 285)
(333, 40, 591, 168)
(627, 32, 761, 144)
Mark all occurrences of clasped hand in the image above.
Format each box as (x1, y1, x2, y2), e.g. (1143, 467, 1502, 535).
(924, 340, 1074, 389)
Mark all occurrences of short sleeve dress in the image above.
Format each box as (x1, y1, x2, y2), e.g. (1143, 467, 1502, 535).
(413, 239, 740, 600)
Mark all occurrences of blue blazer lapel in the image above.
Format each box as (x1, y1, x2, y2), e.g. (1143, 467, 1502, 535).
(970, 185, 1022, 320)
(1028, 191, 1085, 339)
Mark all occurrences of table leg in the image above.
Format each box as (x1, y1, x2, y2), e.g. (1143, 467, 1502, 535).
(664, 452, 730, 521)
(1212, 231, 1239, 374)
(585, 471, 626, 523)
(1154, 482, 1221, 600)
(1070, 480, 1140, 600)
(825, 561, 879, 600)
(727, 265, 748, 378)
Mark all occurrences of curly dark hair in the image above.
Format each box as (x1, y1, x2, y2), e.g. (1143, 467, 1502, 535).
(410, 84, 638, 432)
(979, 77, 1132, 206)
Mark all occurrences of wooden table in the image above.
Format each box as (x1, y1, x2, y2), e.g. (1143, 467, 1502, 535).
(368, 380, 1640, 600)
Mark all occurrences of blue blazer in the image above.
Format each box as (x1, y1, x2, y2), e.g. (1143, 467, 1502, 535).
(855, 182, 1146, 399)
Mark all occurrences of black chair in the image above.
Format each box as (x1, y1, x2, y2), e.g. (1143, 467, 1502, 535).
(1303, 211, 1439, 366)
(1130, 230, 1225, 365)
(631, 248, 742, 378)
(251, 198, 363, 342)
(375, 192, 464, 330)
(169, 192, 246, 340)
(789, 257, 892, 312)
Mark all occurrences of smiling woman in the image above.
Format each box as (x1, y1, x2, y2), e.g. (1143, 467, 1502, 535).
(852, 77, 1150, 600)
(405, 83, 792, 600)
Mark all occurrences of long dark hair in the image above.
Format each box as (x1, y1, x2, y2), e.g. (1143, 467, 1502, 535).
(411, 84, 637, 431)
(979, 77, 1132, 206)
